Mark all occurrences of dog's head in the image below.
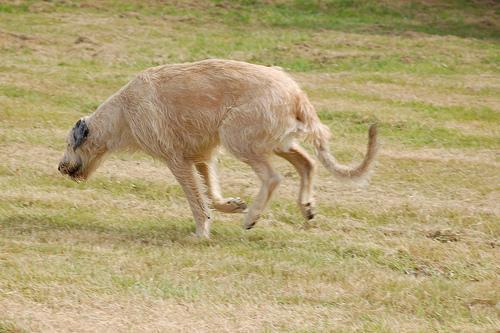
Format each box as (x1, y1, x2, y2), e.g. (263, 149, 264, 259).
(58, 118, 107, 181)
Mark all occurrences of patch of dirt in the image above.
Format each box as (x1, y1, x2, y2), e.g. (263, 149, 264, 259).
(0, 29, 49, 49)
(0, 30, 33, 41)
(290, 41, 384, 65)
(426, 230, 460, 243)
(118, 12, 141, 19)
(74, 36, 97, 45)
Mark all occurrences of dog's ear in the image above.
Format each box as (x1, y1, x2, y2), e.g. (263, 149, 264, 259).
(72, 119, 89, 150)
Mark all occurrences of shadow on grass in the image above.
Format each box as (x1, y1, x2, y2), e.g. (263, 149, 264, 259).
(0, 213, 201, 246)
(0, 213, 296, 251)
(1, 213, 478, 280)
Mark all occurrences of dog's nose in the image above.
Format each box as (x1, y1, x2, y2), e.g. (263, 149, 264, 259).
(58, 162, 67, 174)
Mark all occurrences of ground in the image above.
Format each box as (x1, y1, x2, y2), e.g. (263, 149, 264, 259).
(0, 1, 499, 332)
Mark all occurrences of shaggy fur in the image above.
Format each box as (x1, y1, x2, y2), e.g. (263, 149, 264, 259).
(58, 59, 378, 238)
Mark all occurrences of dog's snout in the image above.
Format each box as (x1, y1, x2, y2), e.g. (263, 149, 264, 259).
(59, 161, 82, 179)
(58, 162, 66, 174)
(58, 162, 71, 174)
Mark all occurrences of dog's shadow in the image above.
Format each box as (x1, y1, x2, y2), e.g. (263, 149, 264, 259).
(0, 213, 291, 249)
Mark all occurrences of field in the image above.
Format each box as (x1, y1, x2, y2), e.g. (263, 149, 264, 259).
(0, 1, 499, 332)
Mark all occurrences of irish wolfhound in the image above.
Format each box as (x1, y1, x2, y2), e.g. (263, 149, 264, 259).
(58, 59, 378, 238)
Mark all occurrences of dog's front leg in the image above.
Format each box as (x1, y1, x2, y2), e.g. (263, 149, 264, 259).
(168, 159, 212, 238)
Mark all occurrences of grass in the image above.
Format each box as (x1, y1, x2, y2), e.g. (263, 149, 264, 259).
(0, 0, 499, 332)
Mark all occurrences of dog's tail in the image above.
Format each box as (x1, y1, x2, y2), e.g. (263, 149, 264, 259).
(296, 95, 379, 183)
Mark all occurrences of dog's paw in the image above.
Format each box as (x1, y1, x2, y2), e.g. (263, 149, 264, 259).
(214, 197, 248, 213)
(300, 202, 316, 220)
(242, 213, 260, 230)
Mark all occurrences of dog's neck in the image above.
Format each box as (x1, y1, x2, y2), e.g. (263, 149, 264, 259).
(87, 95, 136, 153)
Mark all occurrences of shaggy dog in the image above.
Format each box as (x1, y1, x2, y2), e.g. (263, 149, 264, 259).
(59, 59, 378, 238)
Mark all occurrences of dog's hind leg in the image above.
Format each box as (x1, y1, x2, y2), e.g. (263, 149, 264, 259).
(218, 104, 288, 229)
(242, 158, 281, 229)
(195, 160, 247, 213)
(275, 143, 316, 220)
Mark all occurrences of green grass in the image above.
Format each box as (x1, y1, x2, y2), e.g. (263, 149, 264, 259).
(0, 0, 499, 332)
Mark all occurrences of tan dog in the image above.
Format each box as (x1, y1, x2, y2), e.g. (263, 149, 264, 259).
(58, 59, 378, 238)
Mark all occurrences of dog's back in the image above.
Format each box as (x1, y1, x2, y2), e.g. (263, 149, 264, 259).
(120, 59, 310, 158)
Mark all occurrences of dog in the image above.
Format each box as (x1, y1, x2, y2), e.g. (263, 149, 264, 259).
(58, 59, 378, 238)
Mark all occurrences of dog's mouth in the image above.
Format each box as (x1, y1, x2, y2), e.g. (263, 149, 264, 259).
(67, 165, 86, 182)
(59, 159, 91, 182)
(68, 166, 79, 176)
